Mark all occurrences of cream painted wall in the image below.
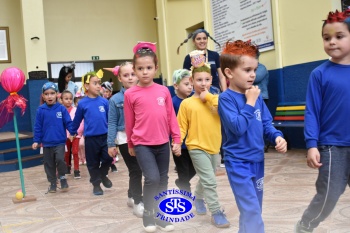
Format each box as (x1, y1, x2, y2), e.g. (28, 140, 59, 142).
(162, 0, 204, 79)
(0, 0, 26, 73)
(43, 0, 158, 62)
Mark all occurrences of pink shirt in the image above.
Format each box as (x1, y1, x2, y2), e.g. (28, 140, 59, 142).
(124, 83, 181, 148)
(67, 107, 84, 138)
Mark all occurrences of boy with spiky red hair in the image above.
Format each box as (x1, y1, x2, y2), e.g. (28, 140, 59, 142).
(218, 40, 287, 233)
(295, 9, 350, 233)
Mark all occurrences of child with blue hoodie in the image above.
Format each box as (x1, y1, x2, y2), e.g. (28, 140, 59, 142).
(32, 82, 74, 193)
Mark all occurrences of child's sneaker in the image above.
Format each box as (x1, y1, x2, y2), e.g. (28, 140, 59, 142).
(79, 161, 83, 165)
(60, 177, 69, 192)
(110, 164, 118, 173)
(211, 210, 230, 228)
(294, 220, 314, 233)
(101, 176, 112, 188)
(143, 210, 156, 233)
(74, 170, 81, 179)
(194, 199, 207, 215)
(115, 155, 119, 162)
(48, 183, 57, 193)
(93, 184, 103, 195)
(66, 166, 71, 175)
(127, 197, 134, 207)
(133, 202, 144, 218)
(155, 218, 174, 232)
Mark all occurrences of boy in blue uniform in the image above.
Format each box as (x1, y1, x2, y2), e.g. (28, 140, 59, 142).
(218, 40, 287, 233)
(295, 9, 350, 233)
(33, 82, 74, 193)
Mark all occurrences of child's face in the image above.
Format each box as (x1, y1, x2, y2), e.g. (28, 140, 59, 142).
(226, 55, 258, 94)
(192, 72, 212, 95)
(61, 93, 73, 108)
(103, 89, 112, 99)
(134, 56, 158, 87)
(193, 32, 208, 50)
(65, 73, 72, 83)
(118, 64, 138, 89)
(42, 89, 57, 105)
(322, 22, 350, 64)
(84, 76, 101, 97)
(174, 77, 193, 98)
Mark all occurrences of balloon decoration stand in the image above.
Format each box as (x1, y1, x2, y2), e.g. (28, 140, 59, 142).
(0, 67, 37, 204)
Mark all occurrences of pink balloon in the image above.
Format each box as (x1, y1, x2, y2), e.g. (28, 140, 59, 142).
(0, 67, 26, 93)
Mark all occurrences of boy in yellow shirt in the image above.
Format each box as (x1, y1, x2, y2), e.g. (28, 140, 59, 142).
(177, 50, 230, 228)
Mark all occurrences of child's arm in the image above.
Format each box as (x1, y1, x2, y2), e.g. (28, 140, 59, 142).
(107, 97, 119, 157)
(69, 104, 83, 135)
(32, 108, 43, 148)
(306, 147, 322, 168)
(166, 90, 181, 156)
(176, 101, 188, 145)
(62, 107, 74, 136)
(124, 93, 135, 150)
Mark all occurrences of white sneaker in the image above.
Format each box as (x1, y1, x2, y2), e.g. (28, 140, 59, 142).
(133, 202, 144, 218)
(127, 197, 134, 207)
(220, 163, 225, 168)
(116, 155, 119, 162)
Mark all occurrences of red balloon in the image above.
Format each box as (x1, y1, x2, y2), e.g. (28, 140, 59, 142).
(0, 67, 26, 93)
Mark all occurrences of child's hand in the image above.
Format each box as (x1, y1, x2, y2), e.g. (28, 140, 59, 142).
(32, 143, 38, 150)
(172, 143, 181, 156)
(69, 135, 74, 142)
(108, 147, 118, 158)
(307, 147, 322, 169)
(245, 85, 260, 107)
(199, 88, 209, 103)
(275, 136, 287, 153)
(129, 147, 135, 156)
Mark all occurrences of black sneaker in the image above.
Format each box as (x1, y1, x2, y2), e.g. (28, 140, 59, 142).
(101, 176, 112, 188)
(93, 185, 103, 195)
(74, 170, 81, 179)
(60, 177, 69, 192)
(143, 210, 156, 232)
(295, 220, 314, 233)
(110, 164, 118, 173)
(48, 183, 57, 193)
(155, 218, 175, 231)
(66, 166, 71, 175)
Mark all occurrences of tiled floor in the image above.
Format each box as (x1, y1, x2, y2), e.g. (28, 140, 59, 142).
(0, 149, 349, 233)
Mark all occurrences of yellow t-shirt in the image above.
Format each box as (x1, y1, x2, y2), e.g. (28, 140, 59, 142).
(177, 93, 221, 154)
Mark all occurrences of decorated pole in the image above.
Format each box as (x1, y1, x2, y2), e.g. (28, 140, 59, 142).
(0, 67, 36, 203)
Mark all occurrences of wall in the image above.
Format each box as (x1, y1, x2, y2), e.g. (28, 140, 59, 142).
(43, 0, 158, 62)
(0, 0, 26, 74)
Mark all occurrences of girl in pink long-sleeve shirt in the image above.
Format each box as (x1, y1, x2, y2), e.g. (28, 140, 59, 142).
(123, 42, 181, 233)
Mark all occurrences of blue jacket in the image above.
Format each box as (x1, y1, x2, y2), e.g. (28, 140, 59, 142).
(107, 88, 126, 147)
(254, 63, 269, 100)
(33, 102, 74, 147)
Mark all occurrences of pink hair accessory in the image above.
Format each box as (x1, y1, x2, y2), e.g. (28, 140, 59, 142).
(133, 41, 157, 54)
(113, 66, 120, 76)
(75, 92, 82, 97)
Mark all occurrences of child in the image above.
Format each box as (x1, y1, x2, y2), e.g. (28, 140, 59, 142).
(71, 70, 113, 195)
(124, 42, 181, 232)
(101, 81, 118, 172)
(101, 81, 113, 99)
(74, 95, 86, 165)
(61, 90, 83, 179)
(218, 40, 287, 233)
(295, 9, 350, 233)
(57, 63, 78, 97)
(32, 82, 74, 193)
(171, 69, 195, 192)
(106, 61, 144, 218)
(177, 50, 230, 228)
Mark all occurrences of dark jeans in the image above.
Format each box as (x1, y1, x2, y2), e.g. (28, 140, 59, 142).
(301, 146, 350, 230)
(119, 143, 143, 204)
(43, 144, 66, 183)
(84, 134, 113, 186)
(172, 148, 196, 192)
(134, 143, 170, 211)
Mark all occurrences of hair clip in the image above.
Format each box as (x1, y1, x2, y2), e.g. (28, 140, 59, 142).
(133, 41, 157, 54)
